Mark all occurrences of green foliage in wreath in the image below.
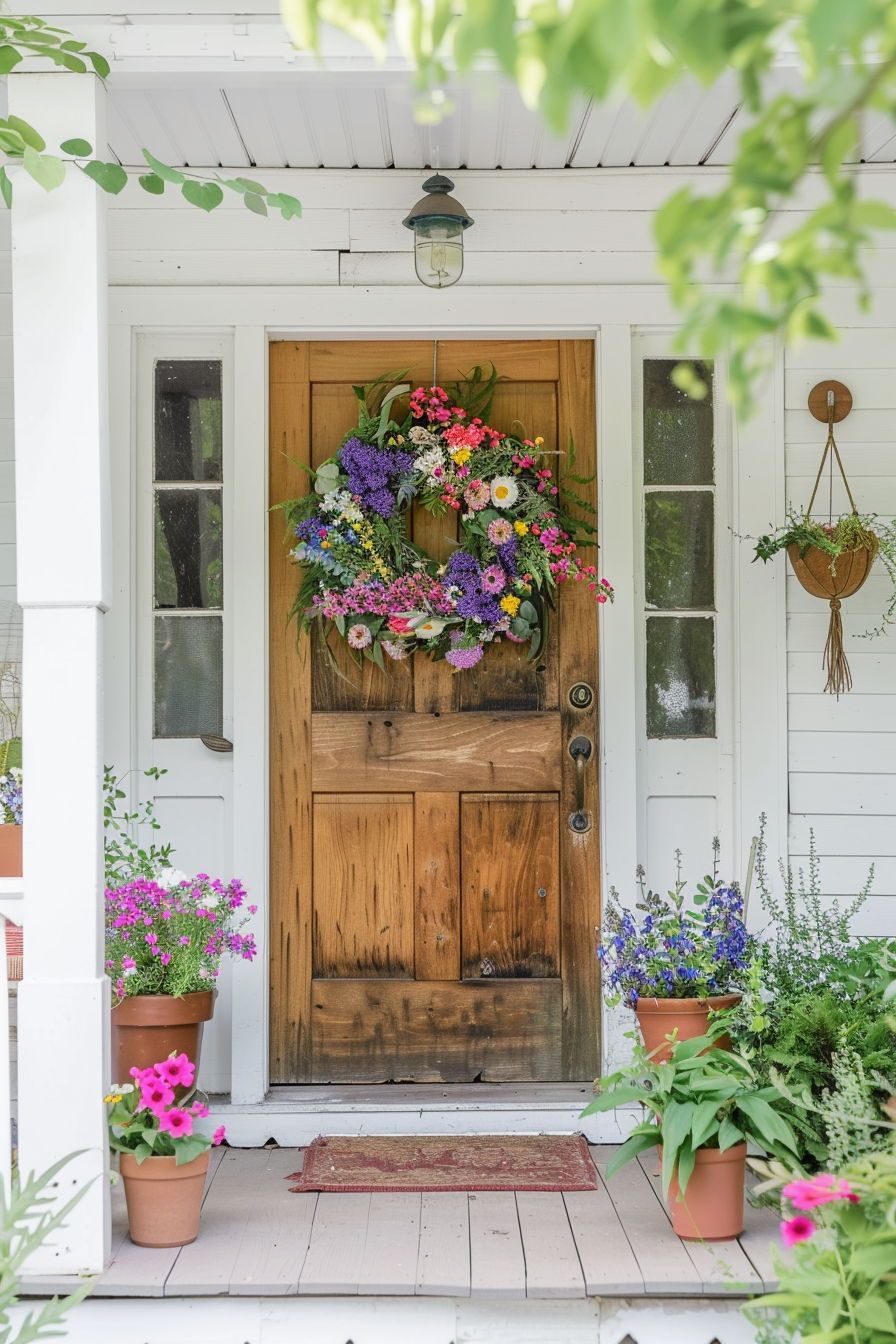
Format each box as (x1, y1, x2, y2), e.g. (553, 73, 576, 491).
(278, 368, 614, 672)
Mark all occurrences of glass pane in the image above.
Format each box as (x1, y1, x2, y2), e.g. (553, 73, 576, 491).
(644, 359, 714, 485)
(645, 491, 714, 610)
(646, 616, 716, 738)
(154, 489, 223, 610)
(154, 615, 223, 738)
(155, 360, 222, 482)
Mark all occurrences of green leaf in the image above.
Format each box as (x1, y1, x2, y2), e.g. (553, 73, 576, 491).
(0, 168, 12, 211)
(660, 1100, 695, 1195)
(818, 1289, 844, 1333)
(142, 148, 185, 184)
(603, 1129, 660, 1176)
(717, 1115, 743, 1151)
(82, 160, 128, 195)
(60, 137, 93, 157)
(519, 600, 538, 623)
(690, 1099, 720, 1150)
(267, 190, 303, 220)
(674, 1144, 696, 1196)
(233, 176, 268, 194)
(181, 179, 224, 213)
(851, 1243, 896, 1279)
(139, 172, 165, 195)
(243, 191, 268, 216)
(0, 128, 26, 156)
(0, 45, 23, 74)
(23, 147, 65, 191)
(854, 1294, 896, 1335)
(8, 115, 45, 151)
(89, 51, 112, 79)
(174, 1136, 209, 1167)
(737, 1094, 798, 1155)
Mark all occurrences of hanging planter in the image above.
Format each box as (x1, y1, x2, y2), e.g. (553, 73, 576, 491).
(752, 381, 896, 695)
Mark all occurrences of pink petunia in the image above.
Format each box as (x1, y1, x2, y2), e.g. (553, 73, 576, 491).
(212, 1125, 226, 1146)
(155, 1052, 196, 1089)
(190, 1101, 210, 1118)
(158, 1107, 193, 1138)
(140, 1077, 175, 1113)
(780, 1216, 815, 1247)
(782, 1174, 859, 1210)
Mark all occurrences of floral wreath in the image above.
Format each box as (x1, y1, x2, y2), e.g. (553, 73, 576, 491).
(281, 369, 614, 671)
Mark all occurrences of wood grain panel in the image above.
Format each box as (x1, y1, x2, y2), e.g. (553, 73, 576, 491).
(558, 340, 601, 1079)
(269, 341, 313, 1082)
(311, 978, 563, 1082)
(309, 340, 560, 383)
(312, 712, 561, 791)
(461, 793, 560, 979)
(414, 793, 460, 980)
(313, 794, 414, 978)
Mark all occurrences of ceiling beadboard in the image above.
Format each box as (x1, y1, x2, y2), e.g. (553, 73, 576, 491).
(102, 77, 889, 171)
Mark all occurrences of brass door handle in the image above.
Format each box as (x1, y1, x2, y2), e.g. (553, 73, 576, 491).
(568, 735, 593, 834)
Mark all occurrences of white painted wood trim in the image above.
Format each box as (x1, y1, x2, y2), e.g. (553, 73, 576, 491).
(0, 915, 9, 1197)
(11, 71, 111, 1274)
(230, 326, 268, 1104)
(10, 1293, 757, 1343)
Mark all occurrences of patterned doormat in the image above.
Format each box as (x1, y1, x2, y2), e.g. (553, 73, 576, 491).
(288, 1134, 598, 1193)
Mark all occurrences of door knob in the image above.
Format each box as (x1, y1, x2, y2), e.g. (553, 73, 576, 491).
(568, 735, 593, 834)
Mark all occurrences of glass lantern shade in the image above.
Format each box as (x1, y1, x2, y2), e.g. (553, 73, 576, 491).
(402, 175, 473, 290)
(413, 217, 465, 288)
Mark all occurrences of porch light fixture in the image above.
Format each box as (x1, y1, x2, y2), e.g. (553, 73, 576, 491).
(402, 174, 474, 289)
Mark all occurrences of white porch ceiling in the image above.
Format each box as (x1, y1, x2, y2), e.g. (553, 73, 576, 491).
(104, 74, 896, 172)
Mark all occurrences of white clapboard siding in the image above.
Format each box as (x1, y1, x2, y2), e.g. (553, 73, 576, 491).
(784, 331, 896, 935)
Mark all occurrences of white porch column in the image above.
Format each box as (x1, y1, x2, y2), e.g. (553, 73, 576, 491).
(11, 73, 111, 1273)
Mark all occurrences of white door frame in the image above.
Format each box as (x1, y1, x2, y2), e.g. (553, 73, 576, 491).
(107, 284, 787, 1110)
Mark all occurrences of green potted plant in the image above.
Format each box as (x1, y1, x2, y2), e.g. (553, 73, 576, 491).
(104, 767, 257, 1084)
(0, 766, 22, 878)
(107, 1053, 226, 1248)
(598, 844, 752, 1060)
(753, 509, 896, 694)
(582, 1027, 800, 1240)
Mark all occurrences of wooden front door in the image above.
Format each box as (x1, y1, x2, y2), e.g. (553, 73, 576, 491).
(269, 340, 601, 1084)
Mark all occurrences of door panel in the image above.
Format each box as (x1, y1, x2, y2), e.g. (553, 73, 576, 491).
(269, 339, 601, 1084)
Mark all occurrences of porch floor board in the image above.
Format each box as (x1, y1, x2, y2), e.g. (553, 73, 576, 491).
(21, 1146, 779, 1301)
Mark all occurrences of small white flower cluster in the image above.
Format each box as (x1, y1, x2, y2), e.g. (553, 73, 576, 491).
(319, 489, 364, 526)
(412, 444, 446, 484)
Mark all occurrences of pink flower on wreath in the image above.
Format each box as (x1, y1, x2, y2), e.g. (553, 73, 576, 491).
(346, 623, 372, 651)
(780, 1215, 815, 1247)
(156, 1052, 196, 1089)
(782, 1174, 860, 1210)
(158, 1107, 193, 1138)
(388, 616, 414, 634)
(464, 480, 491, 511)
(212, 1125, 227, 1147)
(382, 639, 410, 661)
(487, 518, 514, 546)
(140, 1077, 175, 1114)
(481, 564, 506, 594)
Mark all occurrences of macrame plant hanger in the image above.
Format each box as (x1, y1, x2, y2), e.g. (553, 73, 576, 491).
(793, 379, 874, 697)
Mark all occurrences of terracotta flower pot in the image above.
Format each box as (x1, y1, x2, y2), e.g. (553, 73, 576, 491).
(663, 1143, 747, 1241)
(635, 993, 741, 1062)
(120, 1150, 210, 1247)
(0, 824, 22, 877)
(111, 990, 215, 1087)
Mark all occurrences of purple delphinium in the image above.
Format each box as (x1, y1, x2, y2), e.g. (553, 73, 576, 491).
(339, 437, 414, 518)
(598, 868, 752, 1006)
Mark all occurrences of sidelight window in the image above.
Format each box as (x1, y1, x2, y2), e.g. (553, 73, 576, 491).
(642, 359, 716, 739)
(152, 359, 224, 739)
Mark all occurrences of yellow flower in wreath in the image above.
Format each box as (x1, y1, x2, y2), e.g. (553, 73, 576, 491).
(500, 594, 521, 617)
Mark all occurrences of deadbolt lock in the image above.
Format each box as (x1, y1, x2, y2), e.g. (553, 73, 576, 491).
(568, 682, 594, 710)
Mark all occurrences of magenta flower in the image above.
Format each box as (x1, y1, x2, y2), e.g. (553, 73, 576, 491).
(781, 1215, 815, 1247)
(140, 1078, 175, 1113)
(212, 1125, 226, 1146)
(487, 518, 514, 546)
(481, 564, 506, 594)
(783, 1174, 859, 1210)
(156, 1052, 196, 1089)
(158, 1107, 193, 1138)
(190, 1101, 210, 1119)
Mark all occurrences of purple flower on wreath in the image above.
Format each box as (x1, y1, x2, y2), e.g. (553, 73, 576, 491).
(443, 551, 503, 624)
(339, 437, 414, 519)
(445, 644, 484, 669)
